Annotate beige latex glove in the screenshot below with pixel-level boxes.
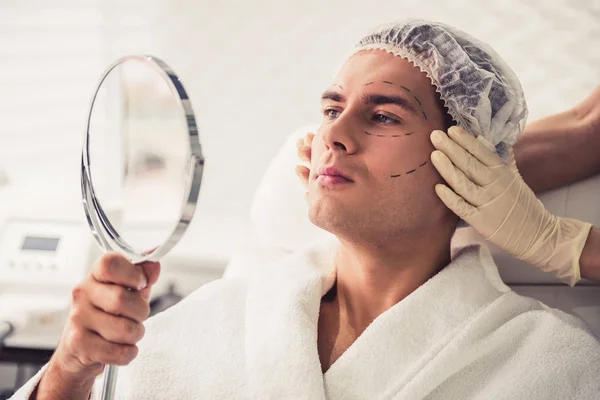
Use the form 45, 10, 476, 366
430, 126, 593, 286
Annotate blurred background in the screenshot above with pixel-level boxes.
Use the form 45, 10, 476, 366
1, 0, 598, 259
0, 0, 598, 395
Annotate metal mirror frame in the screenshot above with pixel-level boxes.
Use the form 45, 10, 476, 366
81, 55, 204, 264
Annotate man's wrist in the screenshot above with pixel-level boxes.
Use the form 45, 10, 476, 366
33, 358, 97, 400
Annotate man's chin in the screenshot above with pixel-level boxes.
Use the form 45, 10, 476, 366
309, 202, 352, 235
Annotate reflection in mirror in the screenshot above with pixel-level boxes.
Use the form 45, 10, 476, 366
86, 57, 195, 256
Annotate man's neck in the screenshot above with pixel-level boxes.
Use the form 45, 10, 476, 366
332, 227, 454, 335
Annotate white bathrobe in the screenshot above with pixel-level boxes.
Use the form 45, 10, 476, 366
12, 232, 600, 399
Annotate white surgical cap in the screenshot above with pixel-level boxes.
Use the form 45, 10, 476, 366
349, 19, 528, 160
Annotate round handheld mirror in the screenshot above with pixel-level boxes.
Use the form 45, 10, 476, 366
81, 55, 204, 399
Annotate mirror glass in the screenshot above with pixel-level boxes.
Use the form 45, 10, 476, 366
83, 56, 201, 260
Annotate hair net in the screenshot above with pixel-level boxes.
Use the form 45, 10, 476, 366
350, 19, 528, 160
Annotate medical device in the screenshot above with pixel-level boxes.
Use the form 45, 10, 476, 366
0, 219, 94, 289
0, 185, 101, 351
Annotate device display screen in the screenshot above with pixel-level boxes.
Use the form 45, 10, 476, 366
21, 236, 60, 252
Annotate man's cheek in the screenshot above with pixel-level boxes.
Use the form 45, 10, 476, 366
377, 142, 432, 179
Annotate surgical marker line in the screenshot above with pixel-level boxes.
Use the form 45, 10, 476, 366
390, 161, 429, 178
365, 131, 414, 137
399, 86, 425, 119
365, 131, 386, 137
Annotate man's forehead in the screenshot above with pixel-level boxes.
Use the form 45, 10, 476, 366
335, 50, 433, 94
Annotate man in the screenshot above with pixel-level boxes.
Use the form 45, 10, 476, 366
15, 19, 600, 400
297, 84, 600, 286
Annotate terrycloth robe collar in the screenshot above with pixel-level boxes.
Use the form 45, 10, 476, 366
244, 228, 510, 399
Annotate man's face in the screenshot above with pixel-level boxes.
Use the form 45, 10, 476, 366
308, 50, 456, 242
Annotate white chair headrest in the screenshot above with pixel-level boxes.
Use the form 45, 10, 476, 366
249, 125, 333, 253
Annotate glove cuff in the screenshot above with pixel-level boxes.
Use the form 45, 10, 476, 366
548, 218, 593, 286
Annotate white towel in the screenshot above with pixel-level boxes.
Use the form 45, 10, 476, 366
12, 232, 600, 399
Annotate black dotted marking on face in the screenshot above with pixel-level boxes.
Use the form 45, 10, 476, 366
422, 111, 428, 120
365, 131, 415, 137
413, 96, 422, 106
400, 85, 411, 92
365, 82, 374, 86
390, 159, 429, 178
334, 84, 344, 90
383, 81, 394, 85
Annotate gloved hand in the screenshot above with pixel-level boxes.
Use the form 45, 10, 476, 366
430, 126, 593, 286
295, 132, 315, 199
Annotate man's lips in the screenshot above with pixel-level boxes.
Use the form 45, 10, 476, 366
317, 166, 353, 182
318, 175, 352, 185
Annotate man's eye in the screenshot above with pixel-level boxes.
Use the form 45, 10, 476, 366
323, 108, 340, 120
373, 113, 399, 125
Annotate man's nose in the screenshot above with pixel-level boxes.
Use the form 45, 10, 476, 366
320, 113, 359, 154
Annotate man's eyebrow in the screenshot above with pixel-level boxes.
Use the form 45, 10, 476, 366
321, 91, 346, 102
363, 93, 419, 115
321, 91, 422, 118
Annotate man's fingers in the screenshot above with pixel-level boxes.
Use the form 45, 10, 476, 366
430, 130, 493, 186
139, 261, 160, 287
66, 327, 139, 367
81, 303, 145, 345
446, 126, 502, 167
431, 150, 488, 207
85, 282, 150, 323
92, 253, 147, 290
136, 261, 160, 301
435, 184, 477, 221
